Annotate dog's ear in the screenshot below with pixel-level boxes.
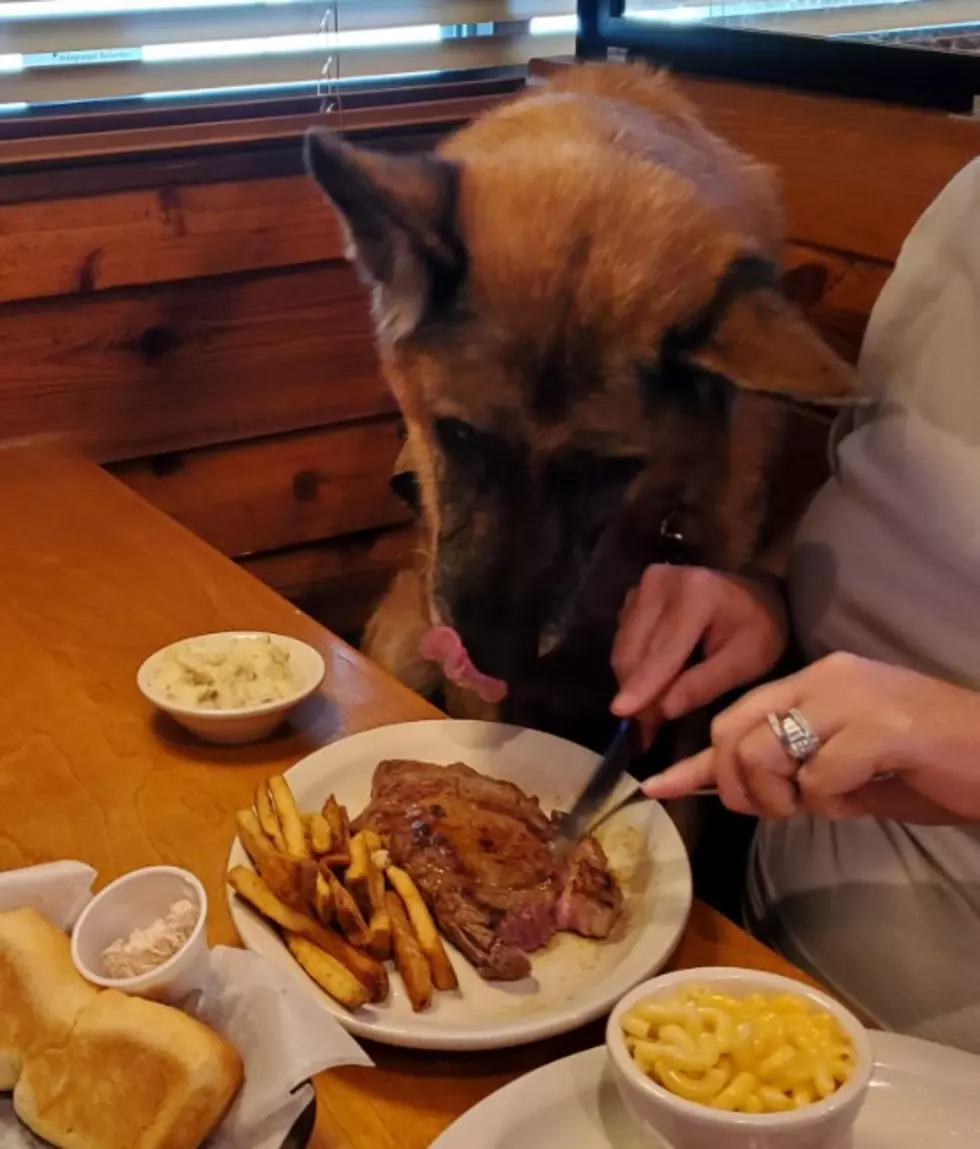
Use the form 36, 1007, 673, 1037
687, 287, 867, 409
305, 129, 465, 342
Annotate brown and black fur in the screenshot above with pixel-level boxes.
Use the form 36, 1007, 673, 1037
305, 63, 863, 756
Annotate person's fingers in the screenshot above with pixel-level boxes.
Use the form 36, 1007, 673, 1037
661, 633, 763, 720
635, 705, 663, 751
708, 676, 842, 818
710, 670, 810, 745
618, 587, 638, 623
707, 694, 799, 819
711, 739, 758, 816
642, 749, 714, 800
728, 721, 801, 818
610, 567, 674, 686
796, 727, 891, 818
612, 606, 712, 716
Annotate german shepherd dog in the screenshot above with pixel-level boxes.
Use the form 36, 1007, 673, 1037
305, 63, 862, 756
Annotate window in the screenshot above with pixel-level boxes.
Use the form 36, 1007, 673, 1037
581, 0, 980, 110
0, 1, 576, 116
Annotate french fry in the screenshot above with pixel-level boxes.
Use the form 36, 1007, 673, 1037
321, 795, 350, 852
345, 832, 372, 917
347, 831, 388, 917
305, 812, 334, 857
255, 781, 286, 852
236, 807, 275, 863
235, 809, 315, 912
349, 831, 390, 959
387, 866, 458, 992
362, 829, 389, 870
385, 891, 431, 1013
365, 908, 392, 962
268, 776, 309, 859
362, 829, 383, 853
296, 858, 319, 909
228, 866, 388, 1001
312, 873, 335, 926
365, 848, 387, 916
321, 865, 369, 947
285, 932, 370, 1011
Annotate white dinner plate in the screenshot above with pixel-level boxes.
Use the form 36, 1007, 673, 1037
430, 1032, 980, 1148
227, 719, 692, 1051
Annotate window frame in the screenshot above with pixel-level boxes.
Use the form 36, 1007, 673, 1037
577, 0, 980, 112
0, 68, 524, 196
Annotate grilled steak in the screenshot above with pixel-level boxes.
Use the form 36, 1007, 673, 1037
355, 760, 623, 981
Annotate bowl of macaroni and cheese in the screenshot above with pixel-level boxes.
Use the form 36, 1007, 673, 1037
138, 631, 326, 744
606, 968, 872, 1149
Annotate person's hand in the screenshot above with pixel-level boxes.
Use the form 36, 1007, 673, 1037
643, 652, 980, 823
611, 566, 789, 739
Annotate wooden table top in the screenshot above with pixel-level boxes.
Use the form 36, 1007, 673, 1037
0, 441, 816, 1149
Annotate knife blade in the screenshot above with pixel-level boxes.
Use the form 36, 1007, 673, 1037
554, 717, 636, 858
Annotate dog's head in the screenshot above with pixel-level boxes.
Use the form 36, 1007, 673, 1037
306, 70, 863, 686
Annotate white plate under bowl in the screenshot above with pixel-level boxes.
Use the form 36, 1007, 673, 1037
430, 1032, 980, 1149
227, 719, 693, 1051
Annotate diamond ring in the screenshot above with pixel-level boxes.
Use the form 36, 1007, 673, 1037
767, 708, 821, 765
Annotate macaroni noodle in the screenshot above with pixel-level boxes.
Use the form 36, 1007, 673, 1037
621, 987, 855, 1113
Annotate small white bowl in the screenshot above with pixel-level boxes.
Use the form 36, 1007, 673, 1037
137, 631, 326, 745
71, 866, 209, 1005
607, 967, 873, 1149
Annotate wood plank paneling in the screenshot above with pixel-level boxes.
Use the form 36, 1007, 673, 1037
1, 73, 940, 306
111, 418, 410, 559
242, 524, 415, 636
682, 74, 979, 263
0, 262, 391, 462
0, 177, 344, 304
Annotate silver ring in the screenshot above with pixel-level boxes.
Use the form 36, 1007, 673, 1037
767, 708, 821, 765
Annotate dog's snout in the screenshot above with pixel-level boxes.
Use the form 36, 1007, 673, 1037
450, 597, 527, 682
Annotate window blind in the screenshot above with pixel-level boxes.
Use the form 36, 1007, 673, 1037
0, 0, 576, 109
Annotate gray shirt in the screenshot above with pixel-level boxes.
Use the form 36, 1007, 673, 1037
749, 159, 980, 1053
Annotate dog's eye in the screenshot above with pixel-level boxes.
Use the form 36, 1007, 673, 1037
434, 417, 479, 454
592, 456, 646, 487
434, 418, 517, 491
644, 352, 734, 424
550, 453, 645, 491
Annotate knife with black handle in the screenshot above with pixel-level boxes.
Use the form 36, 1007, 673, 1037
553, 718, 637, 858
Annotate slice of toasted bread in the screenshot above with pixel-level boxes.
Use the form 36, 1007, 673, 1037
14, 989, 243, 1149
0, 907, 99, 1090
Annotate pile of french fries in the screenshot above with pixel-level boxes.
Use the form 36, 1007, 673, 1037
227, 775, 458, 1013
